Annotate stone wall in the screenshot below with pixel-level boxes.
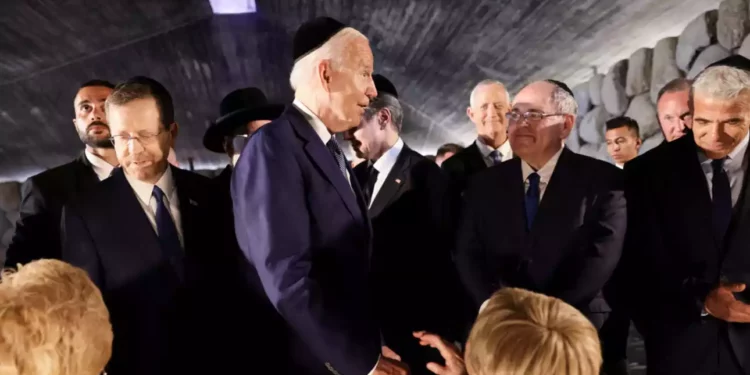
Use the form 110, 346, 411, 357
566, 0, 750, 161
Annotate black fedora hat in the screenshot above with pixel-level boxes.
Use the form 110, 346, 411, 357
203, 87, 285, 153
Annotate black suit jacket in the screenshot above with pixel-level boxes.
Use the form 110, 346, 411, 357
455, 148, 626, 327
354, 145, 465, 341
61, 167, 255, 375
623, 133, 750, 375
441, 142, 486, 196
5, 152, 99, 267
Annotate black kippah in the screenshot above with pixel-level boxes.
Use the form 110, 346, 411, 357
373, 74, 398, 98
545, 79, 575, 97
293, 17, 347, 62
706, 55, 750, 72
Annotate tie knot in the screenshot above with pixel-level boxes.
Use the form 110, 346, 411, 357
711, 158, 726, 173
527, 172, 540, 184
152, 185, 166, 201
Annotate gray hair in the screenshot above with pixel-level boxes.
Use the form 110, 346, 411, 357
363, 93, 404, 132
692, 65, 750, 103
550, 85, 578, 117
289, 27, 368, 91
470, 79, 511, 107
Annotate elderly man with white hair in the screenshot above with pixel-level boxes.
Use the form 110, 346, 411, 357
442, 79, 513, 196
455, 79, 626, 332
622, 56, 750, 375
232, 17, 408, 375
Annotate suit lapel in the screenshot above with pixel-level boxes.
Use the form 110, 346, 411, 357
369, 147, 412, 218
287, 107, 363, 221
109, 169, 164, 257
466, 143, 487, 173
74, 151, 101, 191
506, 159, 530, 242
722, 143, 750, 266
171, 167, 200, 255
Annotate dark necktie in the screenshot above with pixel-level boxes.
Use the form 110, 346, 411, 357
712, 158, 732, 244
489, 150, 502, 165
326, 138, 348, 178
525, 172, 540, 231
152, 186, 184, 275
362, 164, 379, 205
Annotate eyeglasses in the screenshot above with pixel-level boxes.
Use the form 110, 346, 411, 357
110, 129, 166, 147
505, 111, 567, 125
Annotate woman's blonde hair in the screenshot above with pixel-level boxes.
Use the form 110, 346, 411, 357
465, 288, 601, 375
0, 259, 112, 375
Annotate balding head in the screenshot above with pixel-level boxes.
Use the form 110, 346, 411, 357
508, 81, 576, 169
289, 27, 377, 133
467, 79, 511, 148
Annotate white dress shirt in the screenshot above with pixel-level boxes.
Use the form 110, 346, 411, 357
293, 99, 351, 186
123, 167, 184, 248
369, 138, 404, 207
521, 147, 564, 201
615, 163, 624, 169
84, 149, 116, 181
475, 138, 513, 166
699, 132, 750, 206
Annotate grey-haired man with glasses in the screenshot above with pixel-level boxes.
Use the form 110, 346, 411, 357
455, 80, 627, 333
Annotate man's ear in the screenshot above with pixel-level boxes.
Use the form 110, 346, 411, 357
318, 60, 332, 92
378, 108, 391, 129
169, 122, 179, 142
560, 114, 575, 138
466, 107, 473, 122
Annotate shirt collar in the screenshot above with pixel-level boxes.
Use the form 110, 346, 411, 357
521, 147, 564, 184
475, 138, 512, 158
372, 138, 404, 177
124, 165, 176, 206
84, 149, 116, 181
293, 98, 333, 145
699, 131, 750, 171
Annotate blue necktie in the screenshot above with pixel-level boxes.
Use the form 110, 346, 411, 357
152, 186, 184, 273
489, 150, 502, 166
525, 172, 540, 231
326, 138, 348, 178
712, 158, 732, 244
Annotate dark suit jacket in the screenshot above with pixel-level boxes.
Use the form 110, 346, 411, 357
232, 105, 380, 375
61, 167, 248, 375
353, 145, 466, 343
623, 133, 750, 375
5, 152, 99, 267
441, 142, 486, 196
455, 148, 626, 327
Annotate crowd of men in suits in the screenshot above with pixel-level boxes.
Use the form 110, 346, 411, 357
5, 14, 750, 375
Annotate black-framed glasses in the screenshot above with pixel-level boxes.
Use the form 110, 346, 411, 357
110, 129, 166, 147
505, 111, 567, 124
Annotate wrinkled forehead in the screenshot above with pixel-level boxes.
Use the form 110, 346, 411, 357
346, 37, 374, 69
475, 84, 509, 104
512, 82, 555, 112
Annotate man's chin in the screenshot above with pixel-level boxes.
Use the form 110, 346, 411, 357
83, 136, 113, 149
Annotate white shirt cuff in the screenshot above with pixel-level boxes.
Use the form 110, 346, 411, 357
367, 354, 381, 375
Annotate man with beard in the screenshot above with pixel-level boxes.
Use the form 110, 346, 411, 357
5, 80, 117, 268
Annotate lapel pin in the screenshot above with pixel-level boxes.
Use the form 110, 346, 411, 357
395, 178, 402, 184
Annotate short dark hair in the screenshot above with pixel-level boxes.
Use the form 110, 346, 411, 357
437, 143, 463, 157
657, 78, 691, 104
107, 76, 174, 129
606, 116, 640, 138
79, 79, 115, 90
363, 93, 403, 132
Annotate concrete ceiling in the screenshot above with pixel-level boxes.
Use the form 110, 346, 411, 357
0, 0, 721, 181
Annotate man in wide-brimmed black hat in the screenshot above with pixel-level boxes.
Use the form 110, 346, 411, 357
203, 87, 284, 190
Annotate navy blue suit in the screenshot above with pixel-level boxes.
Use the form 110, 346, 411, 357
232, 105, 380, 375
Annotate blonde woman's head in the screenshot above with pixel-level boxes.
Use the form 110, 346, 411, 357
465, 288, 601, 375
0, 259, 112, 375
